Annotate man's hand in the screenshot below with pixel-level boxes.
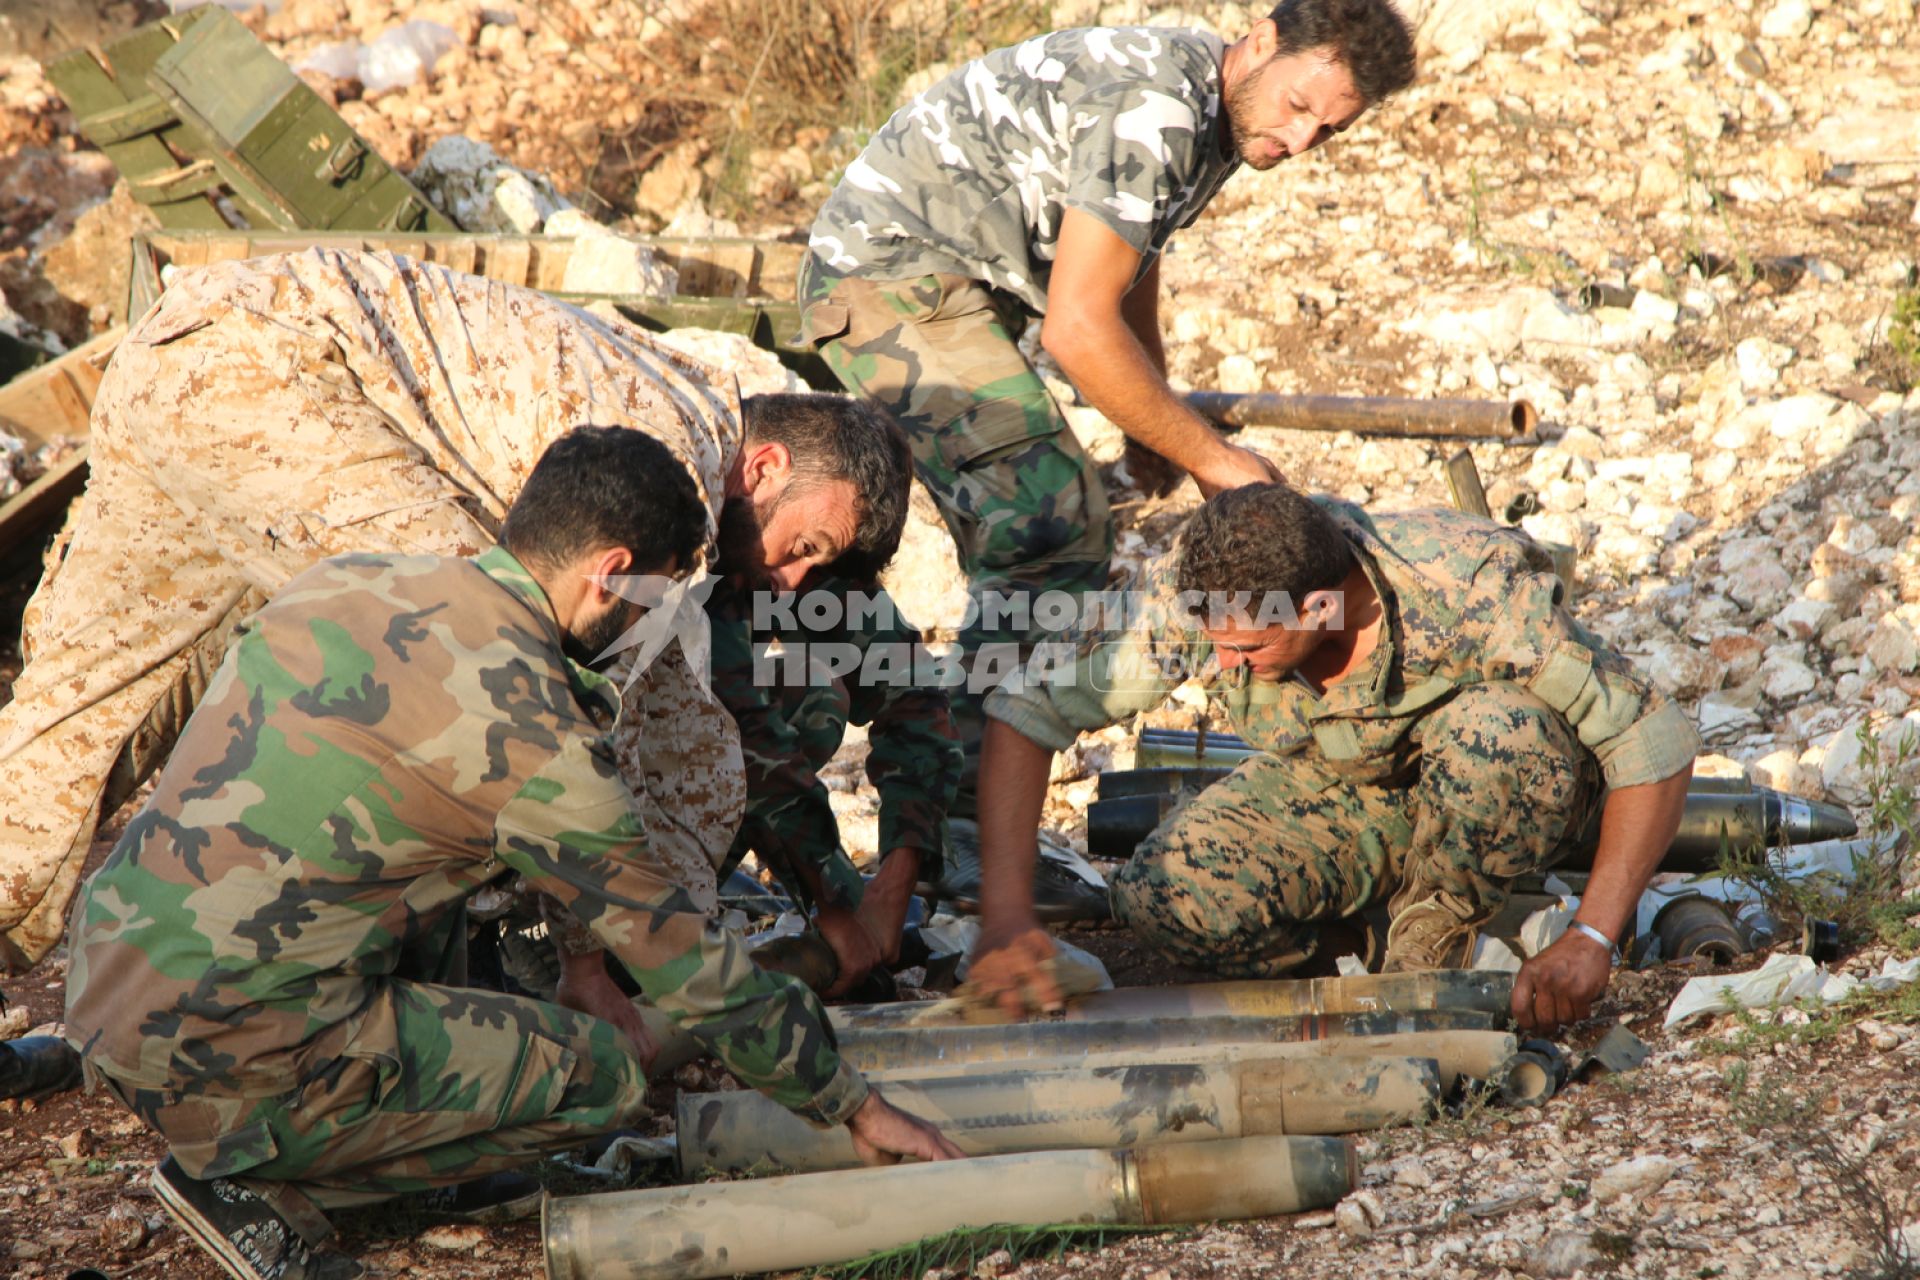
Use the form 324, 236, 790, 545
1122, 438, 1185, 498
814, 903, 885, 998
555, 952, 660, 1073
964, 919, 1063, 1020
845, 1088, 966, 1165
1511, 926, 1613, 1033
1191, 442, 1285, 498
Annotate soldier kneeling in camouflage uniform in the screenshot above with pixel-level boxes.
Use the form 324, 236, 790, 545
63, 429, 960, 1280
964, 486, 1700, 1033
0, 247, 910, 973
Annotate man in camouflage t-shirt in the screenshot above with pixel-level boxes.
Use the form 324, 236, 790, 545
799, 0, 1417, 804
64, 429, 958, 1280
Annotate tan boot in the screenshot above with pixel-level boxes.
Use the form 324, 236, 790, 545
1381, 875, 1487, 972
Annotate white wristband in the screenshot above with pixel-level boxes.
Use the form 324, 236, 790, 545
1569, 920, 1621, 964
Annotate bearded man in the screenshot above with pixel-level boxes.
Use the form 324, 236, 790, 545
0, 247, 910, 971
797, 0, 1418, 807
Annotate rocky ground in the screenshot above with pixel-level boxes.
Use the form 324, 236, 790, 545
3, 0, 1920, 1275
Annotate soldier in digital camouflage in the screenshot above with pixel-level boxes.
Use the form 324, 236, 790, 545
797, 0, 1418, 807
0, 247, 911, 974
63, 428, 961, 1280
963, 486, 1700, 1035
709, 563, 961, 993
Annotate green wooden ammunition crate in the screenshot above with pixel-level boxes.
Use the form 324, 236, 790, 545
47, 6, 452, 234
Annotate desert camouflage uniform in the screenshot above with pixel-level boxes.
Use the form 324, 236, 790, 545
0, 249, 745, 970
985, 501, 1702, 975
65, 549, 865, 1235
707, 576, 960, 909
798, 28, 1241, 799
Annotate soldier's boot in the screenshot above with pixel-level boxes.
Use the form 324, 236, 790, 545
152, 1156, 365, 1280
1381, 880, 1490, 972
409, 1169, 545, 1224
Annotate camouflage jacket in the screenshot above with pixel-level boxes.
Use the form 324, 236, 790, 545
986, 501, 1701, 791
708, 576, 960, 908
806, 27, 1240, 315
142, 247, 744, 565
64, 549, 867, 1125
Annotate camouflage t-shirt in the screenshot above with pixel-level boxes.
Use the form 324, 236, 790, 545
807, 27, 1240, 314
64, 548, 866, 1125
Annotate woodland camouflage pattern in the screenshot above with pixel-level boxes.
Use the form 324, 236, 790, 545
0, 248, 746, 970
799, 27, 1241, 799
807, 27, 1240, 313
66, 549, 865, 1203
796, 268, 1114, 800
986, 501, 1701, 973
708, 575, 961, 908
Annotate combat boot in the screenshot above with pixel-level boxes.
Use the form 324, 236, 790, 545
152, 1156, 364, 1280
1381, 876, 1489, 972
410, 1169, 545, 1223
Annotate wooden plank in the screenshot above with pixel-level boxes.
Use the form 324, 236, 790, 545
0, 448, 91, 559
84, 93, 178, 145
530, 240, 571, 293
486, 239, 532, 288
755, 243, 805, 298
128, 157, 222, 203
437, 239, 478, 275
0, 330, 123, 449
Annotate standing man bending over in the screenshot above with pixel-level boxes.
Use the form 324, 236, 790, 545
64, 429, 957, 1280
798, 0, 1417, 805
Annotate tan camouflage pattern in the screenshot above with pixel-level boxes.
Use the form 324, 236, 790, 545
0, 248, 748, 970
986, 500, 1699, 973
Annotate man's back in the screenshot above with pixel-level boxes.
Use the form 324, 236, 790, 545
808, 27, 1239, 313
65, 548, 615, 1092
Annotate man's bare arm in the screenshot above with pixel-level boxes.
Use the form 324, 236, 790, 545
1512, 764, 1693, 1031
1042, 209, 1280, 496
966, 717, 1067, 1018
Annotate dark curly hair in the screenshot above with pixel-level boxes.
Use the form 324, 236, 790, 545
1175, 484, 1356, 622
1268, 0, 1417, 104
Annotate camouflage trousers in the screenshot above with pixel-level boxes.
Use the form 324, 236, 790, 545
1111, 683, 1606, 976
0, 307, 742, 971
722, 677, 867, 909
98, 975, 647, 1237
798, 261, 1113, 807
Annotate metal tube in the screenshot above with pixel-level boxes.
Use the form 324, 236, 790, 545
1186, 392, 1535, 440
676, 1055, 1436, 1177
861, 1030, 1520, 1097
830, 971, 1514, 1030
1651, 896, 1745, 964
544, 1135, 1354, 1280
1095, 760, 1858, 870
832, 1008, 1501, 1075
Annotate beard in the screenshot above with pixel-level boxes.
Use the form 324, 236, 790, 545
1224, 61, 1285, 171
562, 601, 636, 671
716, 492, 774, 590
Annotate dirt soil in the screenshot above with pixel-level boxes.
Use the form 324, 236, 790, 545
4, 0, 1920, 1275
